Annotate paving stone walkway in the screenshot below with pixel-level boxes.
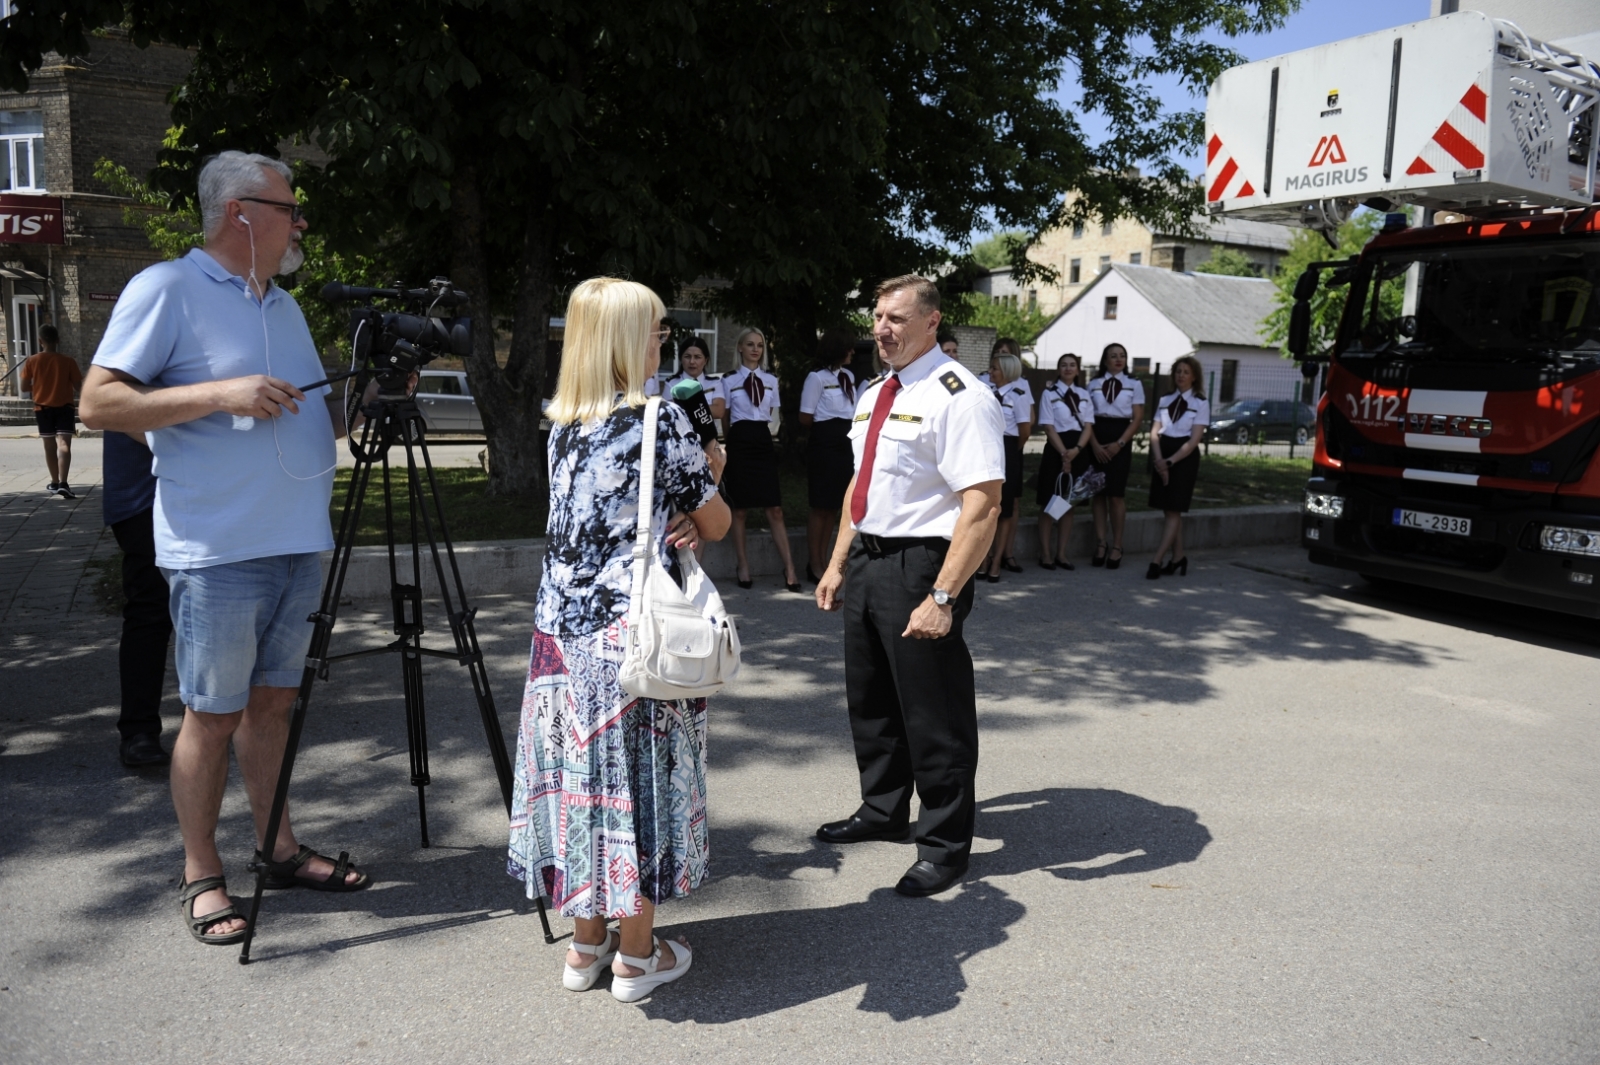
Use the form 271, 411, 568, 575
0, 441, 112, 628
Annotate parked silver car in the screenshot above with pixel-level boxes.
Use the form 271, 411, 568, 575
414, 370, 482, 433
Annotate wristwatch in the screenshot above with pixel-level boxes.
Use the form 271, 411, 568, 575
932, 587, 952, 606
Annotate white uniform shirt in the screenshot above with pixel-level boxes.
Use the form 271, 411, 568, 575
1039, 381, 1095, 435
1153, 389, 1211, 437
799, 367, 859, 422
849, 348, 1005, 538
647, 370, 723, 407
722, 365, 780, 424
1090, 371, 1146, 419
991, 379, 1033, 437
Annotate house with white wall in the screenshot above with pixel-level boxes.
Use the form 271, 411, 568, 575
1032, 263, 1307, 404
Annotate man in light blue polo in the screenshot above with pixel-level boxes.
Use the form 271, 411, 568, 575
81, 151, 370, 947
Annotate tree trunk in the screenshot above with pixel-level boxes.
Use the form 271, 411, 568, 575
451, 166, 548, 498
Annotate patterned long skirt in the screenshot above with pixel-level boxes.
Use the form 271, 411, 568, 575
506, 620, 710, 918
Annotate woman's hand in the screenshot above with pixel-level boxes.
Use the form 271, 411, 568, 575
703, 440, 727, 485
1091, 439, 1111, 464
666, 511, 700, 551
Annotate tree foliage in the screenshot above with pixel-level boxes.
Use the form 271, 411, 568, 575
1262, 212, 1395, 356
1194, 247, 1260, 277
945, 293, 1055, 348
971, 231, 1029, 271
2, 0, 1298, 494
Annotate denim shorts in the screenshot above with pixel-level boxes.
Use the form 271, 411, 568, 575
163, 553, 324, 713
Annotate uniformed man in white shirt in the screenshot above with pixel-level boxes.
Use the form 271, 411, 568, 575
814, 274, 1004, 898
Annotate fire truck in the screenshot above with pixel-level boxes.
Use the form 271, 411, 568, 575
1205, 11, 1600, 616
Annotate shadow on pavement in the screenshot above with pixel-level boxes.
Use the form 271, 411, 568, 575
641, 787, 1208, 1023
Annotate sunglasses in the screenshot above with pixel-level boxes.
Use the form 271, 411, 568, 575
239, 196, 306, 224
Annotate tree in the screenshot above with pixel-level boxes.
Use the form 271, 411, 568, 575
946, 293, 1054, 348
1194, 247, 1260, 277
971, 231, 1029, 270
3, 0, 1297, 495
1262, 212, 1396, 357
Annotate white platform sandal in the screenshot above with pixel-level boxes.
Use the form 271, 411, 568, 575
562, 930, 619, 991
610, 936, 693, 1002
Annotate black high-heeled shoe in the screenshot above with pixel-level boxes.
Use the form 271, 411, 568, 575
1000, 557, 1023, 573
1145, 562, 1162, 580
786, 577, 804, 593
986, 571, 1000, 583
1091, 542, 1108, 568
1056, 558, 1075, 571
736, 573, 753, 589
1106, 547, 1123, 570
806, 564, 821, 584
1161, 556, 1188, 576
1038, 559, 1057, 571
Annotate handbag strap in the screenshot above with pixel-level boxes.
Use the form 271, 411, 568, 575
634, 397, 661, 559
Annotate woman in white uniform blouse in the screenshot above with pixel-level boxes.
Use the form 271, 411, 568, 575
982, 351, 1032, 582
1146, 355, 1210, 579
1035, 352, 1095, 569
720, 327, 800, 592
1088, 342, 1145, 570
645, 336, 726, 420
798, 330, 859, 583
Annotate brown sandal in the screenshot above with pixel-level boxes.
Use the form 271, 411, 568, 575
178, 876, 249, 944
255, 845, 371, 892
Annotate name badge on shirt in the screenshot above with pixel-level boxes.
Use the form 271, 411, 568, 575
854, 412, 871, 422
887, 413, 923, 424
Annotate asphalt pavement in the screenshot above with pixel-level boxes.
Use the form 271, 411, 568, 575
1, 524, 1596, 1062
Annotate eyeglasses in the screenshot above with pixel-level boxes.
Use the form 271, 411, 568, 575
238, 197, 306, 224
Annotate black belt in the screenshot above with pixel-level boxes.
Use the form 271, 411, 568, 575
858, 533, 948, 558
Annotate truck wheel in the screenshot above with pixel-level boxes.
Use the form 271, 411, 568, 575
1234, 427, 1251, 445
1295, 426, 1309, 445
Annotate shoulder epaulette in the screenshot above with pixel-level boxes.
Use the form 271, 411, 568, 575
938, 370, 966, 395
864, 372, 889, 388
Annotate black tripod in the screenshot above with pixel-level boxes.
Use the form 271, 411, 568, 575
238, 392, 554, 963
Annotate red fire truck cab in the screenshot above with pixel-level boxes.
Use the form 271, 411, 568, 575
1299, 210, 1600, 616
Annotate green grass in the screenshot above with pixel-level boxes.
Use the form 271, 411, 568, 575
330, 451, 1312, 544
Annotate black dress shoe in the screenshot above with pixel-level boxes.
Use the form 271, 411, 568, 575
816, 815, 910, 844
894, 859, 968, 897
119, 733, 170, 767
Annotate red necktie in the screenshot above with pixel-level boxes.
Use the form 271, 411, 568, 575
743, 371, 765, 411
849, 376, 902, 525
838, 370, 855, 405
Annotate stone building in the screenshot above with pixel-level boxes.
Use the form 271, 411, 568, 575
0, 31, 191, 394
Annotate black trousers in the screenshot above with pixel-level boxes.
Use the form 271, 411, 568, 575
842, 538, 978, 868
111, 508, 172, 740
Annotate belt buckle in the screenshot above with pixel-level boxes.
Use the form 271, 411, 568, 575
861, 533, 884, 556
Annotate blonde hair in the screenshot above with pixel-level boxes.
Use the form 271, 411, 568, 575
993, 351, 1022, 385
546, 277, 665, 424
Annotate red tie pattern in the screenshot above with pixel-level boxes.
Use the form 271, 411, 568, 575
838, 370, 855, 405
742, 370, 766, 411
849, 376, 902, 525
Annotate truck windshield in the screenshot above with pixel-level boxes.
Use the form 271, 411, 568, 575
1347, 238, 1600, 361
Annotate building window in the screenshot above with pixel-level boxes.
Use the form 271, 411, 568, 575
1072, 221, 1084, 239
1220, 359, 1238, 403
1171, 246, 1186, 272
1027, 289, 1037, 310
1129, 252, 1142, 266
0, 110, 45, 192
1098, 255, 1110, 274
1068, 258, 1081, 284
1100, 220, 1113, 237
1103, 296, 1118, 320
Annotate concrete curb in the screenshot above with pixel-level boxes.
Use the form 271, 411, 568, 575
329, 503, 1300, 600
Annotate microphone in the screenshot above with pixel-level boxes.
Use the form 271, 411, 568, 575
669, 378, 719, 446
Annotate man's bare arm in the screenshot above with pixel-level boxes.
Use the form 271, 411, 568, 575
903, 481, 1001, 639
79, 365, 308, 433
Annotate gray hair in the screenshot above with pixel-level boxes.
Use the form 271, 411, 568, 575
199, 151, 293, 237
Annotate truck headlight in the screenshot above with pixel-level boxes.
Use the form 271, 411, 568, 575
1540, 525, 1600, 557
1304, 490, 1345, 519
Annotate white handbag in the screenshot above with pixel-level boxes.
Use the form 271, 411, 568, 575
618, 398, 741, 699
1043, 471, 1073, 520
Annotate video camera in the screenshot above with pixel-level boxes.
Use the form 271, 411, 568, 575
322, 278, 473, 397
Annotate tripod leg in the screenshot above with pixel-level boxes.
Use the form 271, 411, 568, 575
239, 420, 377, 963
403, 417, 556, 943
401, 636, 432, 847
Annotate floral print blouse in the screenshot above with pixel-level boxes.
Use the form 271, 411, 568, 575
536, 401, 719, 637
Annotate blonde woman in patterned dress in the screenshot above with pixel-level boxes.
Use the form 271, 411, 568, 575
508, 277, 730, 1002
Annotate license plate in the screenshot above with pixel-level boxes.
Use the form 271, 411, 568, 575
1392, 508, 1472, 536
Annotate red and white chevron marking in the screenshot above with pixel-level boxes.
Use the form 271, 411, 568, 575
1205, 134, 1257, 202
1405, 74, 1488, 176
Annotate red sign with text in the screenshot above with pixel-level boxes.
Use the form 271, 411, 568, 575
0, 194, 64, 244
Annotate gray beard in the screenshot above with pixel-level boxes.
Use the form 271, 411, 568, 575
278, 241, 304, 275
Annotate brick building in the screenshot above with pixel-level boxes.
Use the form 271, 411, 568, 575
0, 31, 191, 394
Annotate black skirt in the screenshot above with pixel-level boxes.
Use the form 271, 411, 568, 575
1000, 434, 1023, 519
806, 417, 855, 510
1035, 433, 1094, 507
1148, 434, 1201, 513
723, 419, 783, 509
1093, 417, 1134, 498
